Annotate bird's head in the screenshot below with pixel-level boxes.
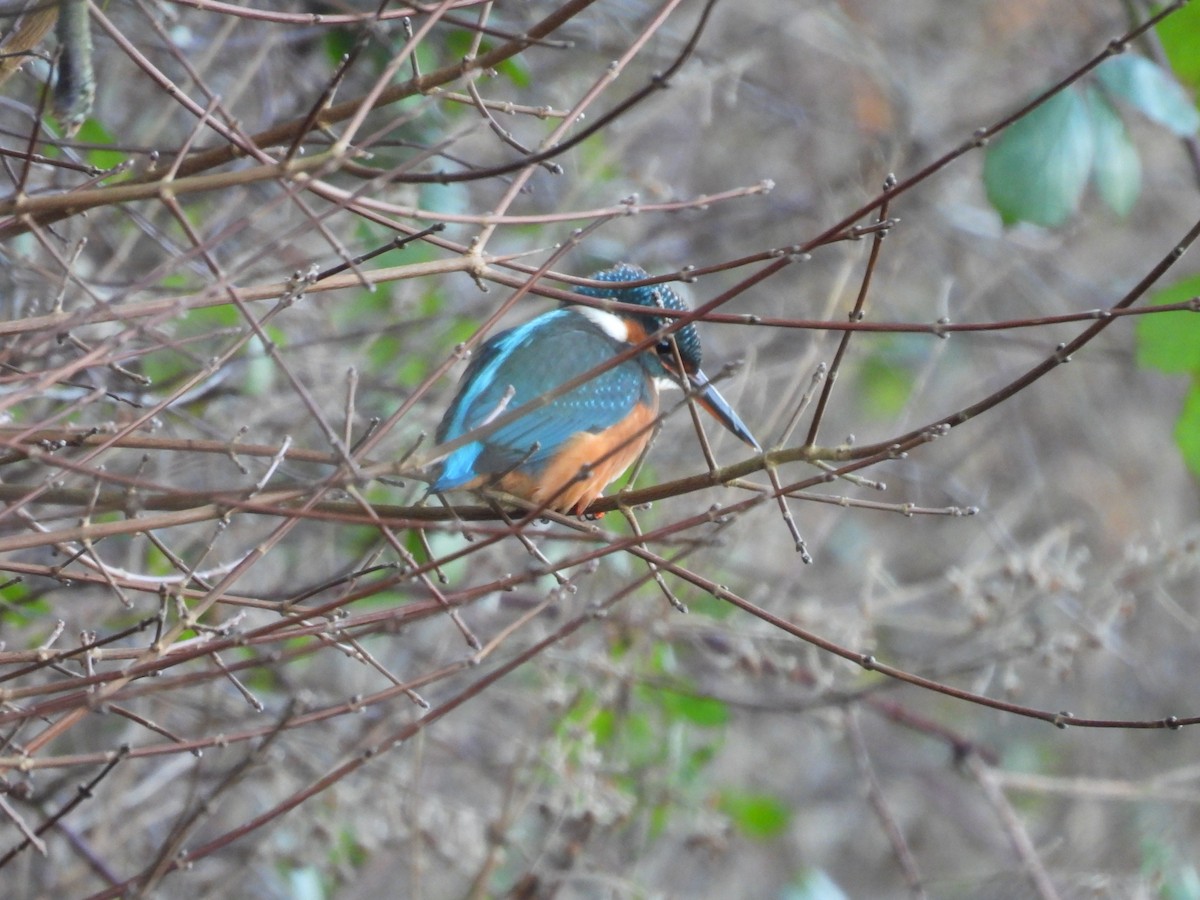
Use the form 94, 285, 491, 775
576, 262, 703, 370
575, 263, 760, 451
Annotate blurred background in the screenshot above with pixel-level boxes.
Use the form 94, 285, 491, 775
1, 0, 1199, 897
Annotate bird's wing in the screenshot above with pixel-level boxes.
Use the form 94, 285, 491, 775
438, 311, 652, 475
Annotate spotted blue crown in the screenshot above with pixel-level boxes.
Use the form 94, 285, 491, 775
576, 263, 702, 371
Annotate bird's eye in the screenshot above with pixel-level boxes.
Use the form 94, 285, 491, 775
657, 340, 673, 355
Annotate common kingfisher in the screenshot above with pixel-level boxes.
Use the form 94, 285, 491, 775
429, 263, 760, 515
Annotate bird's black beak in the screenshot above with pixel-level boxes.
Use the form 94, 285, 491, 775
688, 369, 761, 452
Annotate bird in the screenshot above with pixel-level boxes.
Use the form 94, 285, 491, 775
428, 263, 760, 515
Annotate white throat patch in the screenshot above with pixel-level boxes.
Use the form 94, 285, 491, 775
654, 375, 682, 391
575, 306, 630, 342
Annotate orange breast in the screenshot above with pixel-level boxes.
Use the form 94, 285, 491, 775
497, 399, 659, 514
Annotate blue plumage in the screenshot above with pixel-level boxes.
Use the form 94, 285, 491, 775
428, 263, 758, 512
431, 308, 657, 492
576, 262, 703, 368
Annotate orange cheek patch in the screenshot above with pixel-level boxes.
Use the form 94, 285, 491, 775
498, 399, 658, 514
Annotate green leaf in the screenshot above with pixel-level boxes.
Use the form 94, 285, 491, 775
589, 707, 617, 745
404, 528, 430, 566
159, 273, 191, 291
648, 802, 671, 840
331, 287, 389, 331
718, 790, 791, 840
619, 712, 657, 765
74, 118, 124, 172
659, 691, 729, 728
648, 640, 676, 675
1173, 379, 1200, 480
859, 353, 912, 418
442, 31, 528, 86
395, 352, 430, 389
1096, 54, 1200, 137
1135, 275, 1200, 373
683, 744, 718, 782
142, 543, 174, 578
858, 335, 927, 418
0, 580, 49, 627
1158, 4, 1200, 91
495, 56, 532, 89
984, 88, 1095, 227
686, 593, 734, 620
323, 29, 356, 68
181, 303, 241, 331
1135, 276, 1200, 480
444, 30, 477, 59
334, 828, 369, 868
1085, 87, 1141, 217
139, 348, 188, 386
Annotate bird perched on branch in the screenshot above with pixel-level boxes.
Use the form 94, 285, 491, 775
428, 263, 760, 515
